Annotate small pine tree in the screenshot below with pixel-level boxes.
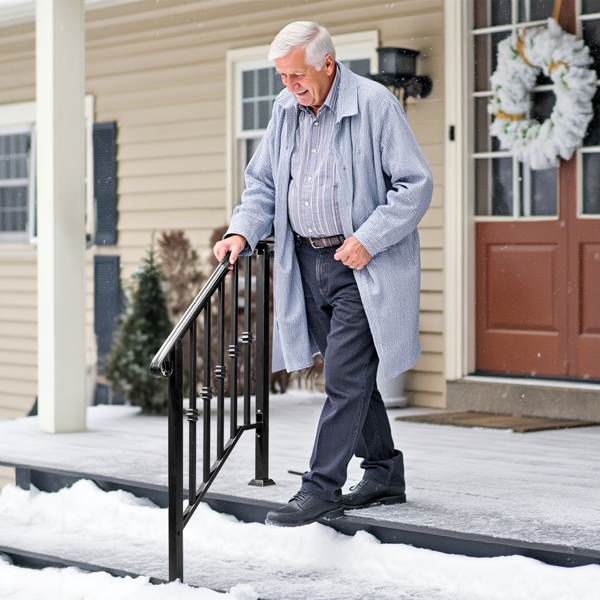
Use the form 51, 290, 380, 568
105, 244, 173, 414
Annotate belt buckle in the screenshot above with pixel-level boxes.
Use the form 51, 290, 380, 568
310, 237, 320, 249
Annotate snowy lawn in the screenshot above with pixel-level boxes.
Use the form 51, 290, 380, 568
1, 480, 599, 600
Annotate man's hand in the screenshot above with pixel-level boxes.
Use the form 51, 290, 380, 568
213, 235, 247, 270
334, 236, 371, 270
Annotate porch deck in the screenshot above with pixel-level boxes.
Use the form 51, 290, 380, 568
1, 389, 599, 585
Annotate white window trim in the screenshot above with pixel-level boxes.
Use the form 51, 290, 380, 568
0, 95, 95, 247
225, 31, 379, 217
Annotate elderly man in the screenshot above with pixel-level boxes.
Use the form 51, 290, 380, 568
214, 21, 432, 526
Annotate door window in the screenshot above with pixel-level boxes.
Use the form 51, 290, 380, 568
580, 6, 600, 215
473, 1, 559, 219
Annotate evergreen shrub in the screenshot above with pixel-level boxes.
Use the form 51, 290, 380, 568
105, 244, 172, 414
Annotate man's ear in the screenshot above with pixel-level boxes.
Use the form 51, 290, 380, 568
324, 53, 335, 75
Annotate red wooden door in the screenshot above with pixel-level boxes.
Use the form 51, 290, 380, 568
473, 1, 600, 380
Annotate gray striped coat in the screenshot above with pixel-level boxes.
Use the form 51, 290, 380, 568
227, 62, 433, 380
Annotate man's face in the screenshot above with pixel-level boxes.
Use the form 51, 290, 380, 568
274, 47, 336, 114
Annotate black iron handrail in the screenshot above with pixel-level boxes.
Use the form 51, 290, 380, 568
151, 240, 275, 583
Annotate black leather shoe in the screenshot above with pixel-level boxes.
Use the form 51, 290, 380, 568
342, 479, 406, 509
265, 491, 344, 527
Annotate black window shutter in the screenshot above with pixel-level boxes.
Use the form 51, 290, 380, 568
94, 255, 121, 375
93, 122, 118, 245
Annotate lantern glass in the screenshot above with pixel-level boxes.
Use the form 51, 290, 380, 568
376, 47, 419, 77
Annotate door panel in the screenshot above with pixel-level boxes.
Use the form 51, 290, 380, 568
476, 223, 568, 375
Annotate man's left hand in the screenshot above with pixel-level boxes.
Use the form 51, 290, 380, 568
334, 236, 371, 270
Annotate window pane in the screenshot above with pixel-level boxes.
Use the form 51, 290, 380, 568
475, 157, 513, 216
474, 0, 512, 28
0, 133, 28, 181
492, 0, 512, 25
583, 153, 600, 214
0, 186, 28, 232
242, 101, 254, 131
242, 71, 254, 99
257, 100, 270, 129
582, 19, 600, 77
257, 68, 270, 97
582, 0, 600, 14
475, 97, 492, 153
474, 32, 510, 92
520, 164, 557, 216
518, 0, 555, 22
240, 67, 282, 132
584, 87, 600, 147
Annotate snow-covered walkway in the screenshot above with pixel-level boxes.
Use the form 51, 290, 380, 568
1, 390, 599, 551
1, 480, 600, 600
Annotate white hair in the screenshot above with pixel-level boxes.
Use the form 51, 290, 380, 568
268, 21, 336, 69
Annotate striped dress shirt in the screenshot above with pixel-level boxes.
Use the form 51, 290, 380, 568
287, 67, 343, 238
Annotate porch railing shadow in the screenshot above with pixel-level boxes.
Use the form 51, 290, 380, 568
150, 240, 275, 583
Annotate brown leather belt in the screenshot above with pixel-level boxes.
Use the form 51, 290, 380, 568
295, 234, 345, 248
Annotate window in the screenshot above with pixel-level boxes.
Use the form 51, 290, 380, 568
580, 3, 600, 216
0, 126, 34, 243
226, 31, 379, 213
0, 97, 95, 245
472, 0, 559, 219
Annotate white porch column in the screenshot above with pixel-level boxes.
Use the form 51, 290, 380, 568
36, 0, 86, 433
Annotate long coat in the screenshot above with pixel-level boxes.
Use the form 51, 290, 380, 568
227, 62, 433, 380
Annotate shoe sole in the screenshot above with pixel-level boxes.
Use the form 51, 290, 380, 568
265, 507, 345, 527
342, 493, 407, 510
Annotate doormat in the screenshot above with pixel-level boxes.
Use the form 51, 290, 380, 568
395, 411, 600, 433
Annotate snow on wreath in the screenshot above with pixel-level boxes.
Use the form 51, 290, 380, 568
488, 17, 597, 171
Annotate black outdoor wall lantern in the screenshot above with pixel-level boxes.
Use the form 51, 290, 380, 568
369, 47, 433, 109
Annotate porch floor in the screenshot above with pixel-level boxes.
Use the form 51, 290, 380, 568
0, 389, 599, 583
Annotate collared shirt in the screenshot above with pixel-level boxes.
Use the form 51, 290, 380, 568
287, 66, 343, 238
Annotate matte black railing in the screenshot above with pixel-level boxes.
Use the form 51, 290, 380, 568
150, 240, 275, 582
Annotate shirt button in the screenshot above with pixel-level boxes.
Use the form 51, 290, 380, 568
305, 202, 309, 206
308, 228, 313, 233
314, 122, 319, 126
308, 176, 312, 181
311, 148, 316, 153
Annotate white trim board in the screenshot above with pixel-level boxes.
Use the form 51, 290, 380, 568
0, 0, 142, 27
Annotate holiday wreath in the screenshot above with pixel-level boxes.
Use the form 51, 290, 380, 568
488, 17, 598, 170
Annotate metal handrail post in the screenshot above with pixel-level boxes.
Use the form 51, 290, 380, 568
168, 339, 184, 582
249, 242, 275, 487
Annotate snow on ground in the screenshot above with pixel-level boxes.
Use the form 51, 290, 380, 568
1, 480, 599, 600
1, 395, 600, 552
0, 555, 258, 600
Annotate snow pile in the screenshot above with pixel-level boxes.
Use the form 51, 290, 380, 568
1, 480, 599, 600
0, 555, 257, 600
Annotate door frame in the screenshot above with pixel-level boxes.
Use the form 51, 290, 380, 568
444, 0, 474, 380
445, 0, 600, 383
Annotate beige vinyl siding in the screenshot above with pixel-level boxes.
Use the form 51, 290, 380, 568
0, 0, 446, 416
0, 250, 37, 419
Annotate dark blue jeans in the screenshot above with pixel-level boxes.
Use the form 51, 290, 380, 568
296, 241, 405, 502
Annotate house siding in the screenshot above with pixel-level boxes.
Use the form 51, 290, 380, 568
0, 0, 445, 419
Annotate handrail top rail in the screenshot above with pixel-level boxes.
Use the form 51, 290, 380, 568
150, 239, 273, 379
